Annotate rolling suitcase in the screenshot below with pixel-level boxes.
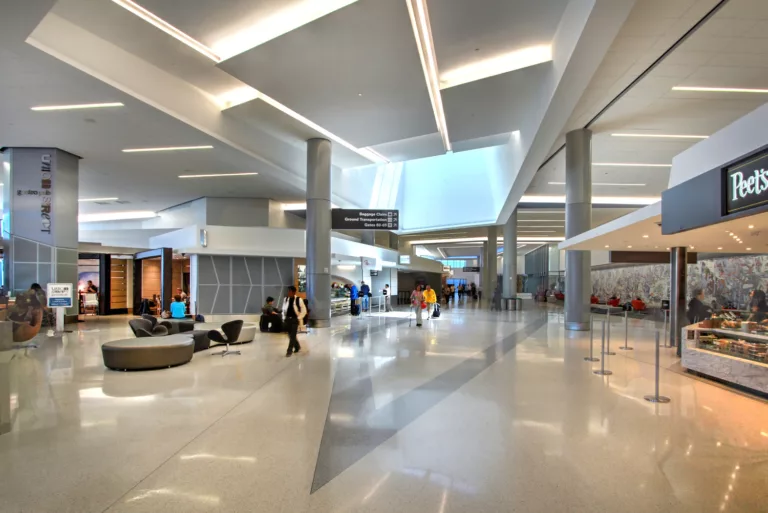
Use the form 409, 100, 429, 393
432, 304, 441, 318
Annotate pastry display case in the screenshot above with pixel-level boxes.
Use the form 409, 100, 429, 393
682, 323, 768, 394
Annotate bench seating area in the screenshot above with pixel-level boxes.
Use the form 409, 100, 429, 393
102, 334, 195, 371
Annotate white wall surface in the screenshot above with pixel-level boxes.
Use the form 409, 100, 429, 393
670, 103, 768, 188
148, 225, 400, 265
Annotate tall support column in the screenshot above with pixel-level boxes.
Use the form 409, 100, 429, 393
306, 139, 332, 328
670, 247, 687, 356
2, 148, 79, 317
486, 226, 498, 306
564, 129, 592, 331
503, 210, 517, 297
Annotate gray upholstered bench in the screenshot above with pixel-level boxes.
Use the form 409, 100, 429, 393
102, 334, 194, 371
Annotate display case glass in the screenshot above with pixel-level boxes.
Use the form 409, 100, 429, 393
690, 328, 768, 364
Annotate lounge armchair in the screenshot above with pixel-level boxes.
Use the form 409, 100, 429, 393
129, 318, 168, 337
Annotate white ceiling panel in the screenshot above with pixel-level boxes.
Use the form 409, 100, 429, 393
217, 0, 437, 148
370, 133, 445, 164
224, 99, 371, 170
452, 133, 511, 154
442, 62, 552, 142
428, 0, 566, 74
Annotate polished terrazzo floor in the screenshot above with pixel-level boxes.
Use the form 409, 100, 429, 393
1, 302, 767, 512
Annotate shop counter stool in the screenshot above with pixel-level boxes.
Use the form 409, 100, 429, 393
208, 320, 244, 357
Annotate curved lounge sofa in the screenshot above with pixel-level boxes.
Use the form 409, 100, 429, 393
102, 334, 194, 371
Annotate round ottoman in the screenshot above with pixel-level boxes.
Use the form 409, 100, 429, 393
102, 334, 194, 371
233, 323, 257, 343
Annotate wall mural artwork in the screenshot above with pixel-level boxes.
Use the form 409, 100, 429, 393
591, 255, 768, 307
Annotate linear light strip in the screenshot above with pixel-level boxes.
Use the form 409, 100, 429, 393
178, 172, 258, 179
111, 0, 221, 61
592, 162, 672, 168
520, 195, 659, 205
122, 145, 214, 153
439, 45, 552, 90
611, 133, 708, 140
78, 197, 118, 202
672, 86, 768, 94
31, 102, 124, 111
79, 211, 157, 222
406, 0, 451, 152
548, 181, 646, 186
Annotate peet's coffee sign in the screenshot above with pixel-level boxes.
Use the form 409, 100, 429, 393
724, 149, 768, 215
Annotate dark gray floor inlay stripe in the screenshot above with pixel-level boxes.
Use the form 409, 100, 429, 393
311, 315, 548, 493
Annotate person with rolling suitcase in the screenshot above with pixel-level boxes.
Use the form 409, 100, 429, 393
432, 302, 441, 318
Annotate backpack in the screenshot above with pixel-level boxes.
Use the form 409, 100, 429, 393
195, 314, 205, 322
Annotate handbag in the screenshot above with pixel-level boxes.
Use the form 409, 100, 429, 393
420, 301, 427, 309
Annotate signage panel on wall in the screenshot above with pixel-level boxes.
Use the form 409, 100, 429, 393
463, 266, 481, 272
47, 283, 73, 308
399, 255, 411, 265
331, 209, 399, 230
370, 270, 379, 277
724, 148, 768, 215
11, 149, 55, 245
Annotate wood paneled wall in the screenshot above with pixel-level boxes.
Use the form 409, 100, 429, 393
142, 259, 161, 300
110, 259, 128, 310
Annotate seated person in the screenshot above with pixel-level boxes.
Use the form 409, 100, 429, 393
260, 296, 283, 332
631, 297, 646, 311
5, 283, 47, 342
607, 295, 621, 307
686, 288, 711, 324
170, 295, 187, 319
85, 280, 98, 293
590, 295, 599, 304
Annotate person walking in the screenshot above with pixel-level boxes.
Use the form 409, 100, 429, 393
383, 284, 392, 312
349, 282, 359, 316
411, 285, 425, 327
282, 286, 306, 357
360, 280, 371, 312
423, 285, 437, 318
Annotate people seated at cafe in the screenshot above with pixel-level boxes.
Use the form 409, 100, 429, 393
85, 280, 98, 293
170, 295, 187, 319
687, 288, 711, 324
590, 294, 599, 304
607, 295, 621, 307
631, 297, 646, 311
260, 296, 283, 333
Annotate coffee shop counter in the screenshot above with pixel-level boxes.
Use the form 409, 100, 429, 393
682, 324, 768, 395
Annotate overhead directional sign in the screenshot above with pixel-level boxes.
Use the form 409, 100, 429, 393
331, 209, 399, 230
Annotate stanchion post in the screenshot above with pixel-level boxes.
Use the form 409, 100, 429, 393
663, 310, 670, 347
604, 308, 616, 355
644, 331, 671, 403
620, 310, 633, 350
594, 320, 612, 376
584, 315, 599, 362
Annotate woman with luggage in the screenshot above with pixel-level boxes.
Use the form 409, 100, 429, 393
411, 285, 425, 327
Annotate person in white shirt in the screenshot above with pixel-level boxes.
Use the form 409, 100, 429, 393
383, 284, 392, 312
282, 286, 306, 357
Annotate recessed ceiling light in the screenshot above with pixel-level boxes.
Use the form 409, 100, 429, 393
627, 245, 633, 248
747, 248, 752, 251
642, 235, 649, 238
605, 245, 610, 248
79, 210, 157, 222
749, 225, 755, 229
178, 172, 258, 179
78, 197, 118, 202
611, 133, 708, 140
690, 246, 695, 249
122, 145, 213, 153
739, 241, 743, 244
592, 162, 672, 168
406, 0, 451, 152
31, 102, 124, 111
718, 247, 723, 250
729, 232, 734, 235
440, 44, 552, 89
548, 181, 646, 186
672, 86, 768, 94
666, 247, 670, 250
